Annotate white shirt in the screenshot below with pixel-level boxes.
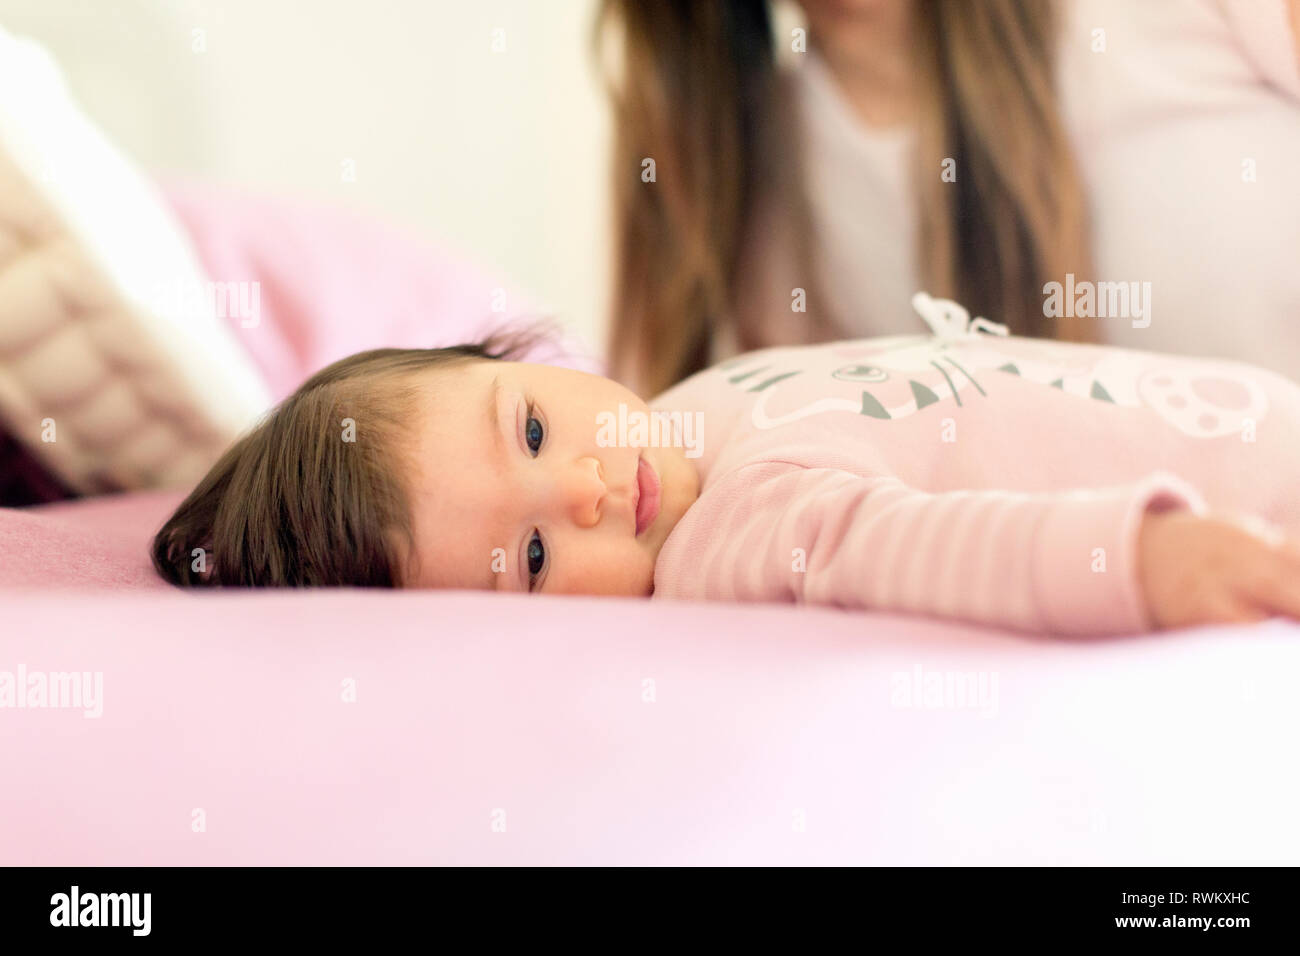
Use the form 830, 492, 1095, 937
737, 0, 1300, 376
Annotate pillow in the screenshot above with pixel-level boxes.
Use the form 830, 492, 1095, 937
158, 178, 603, 402
0, 24, 272, 496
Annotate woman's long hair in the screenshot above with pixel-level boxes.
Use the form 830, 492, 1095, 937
596, 0, 1094, 397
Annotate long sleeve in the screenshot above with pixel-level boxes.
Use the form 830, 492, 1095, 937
653, 462, 1210, 636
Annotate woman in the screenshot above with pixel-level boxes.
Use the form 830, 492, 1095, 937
596, 0, 1300, 397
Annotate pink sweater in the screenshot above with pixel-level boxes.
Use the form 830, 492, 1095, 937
649, 301, 1300, 636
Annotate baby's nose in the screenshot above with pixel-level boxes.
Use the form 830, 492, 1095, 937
563, 456, 605, 528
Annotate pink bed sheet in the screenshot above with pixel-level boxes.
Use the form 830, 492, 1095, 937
0, 491, 180, 590
2, 493, 1299, 864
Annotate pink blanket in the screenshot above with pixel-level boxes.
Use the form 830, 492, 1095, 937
2, 492, 1300, 864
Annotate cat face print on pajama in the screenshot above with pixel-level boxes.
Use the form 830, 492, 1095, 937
718, 334, 1270, 439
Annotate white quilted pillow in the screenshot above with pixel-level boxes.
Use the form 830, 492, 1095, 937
0, 24, 271, 494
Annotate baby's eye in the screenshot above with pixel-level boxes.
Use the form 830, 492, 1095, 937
525, 412, 544, 455
526, 530, 546, 589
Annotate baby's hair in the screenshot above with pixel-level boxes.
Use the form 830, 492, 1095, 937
151, 325, 550, 589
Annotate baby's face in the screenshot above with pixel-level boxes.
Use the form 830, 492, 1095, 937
402, 360, 700, 595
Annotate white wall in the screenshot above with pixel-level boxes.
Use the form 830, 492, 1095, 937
0, 0, 612, 350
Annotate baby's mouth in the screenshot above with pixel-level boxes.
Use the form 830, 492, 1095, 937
634, 454, 661, 537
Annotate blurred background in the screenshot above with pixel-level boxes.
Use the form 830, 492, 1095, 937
0, 0, 614, 350
2, 0, 1296, 503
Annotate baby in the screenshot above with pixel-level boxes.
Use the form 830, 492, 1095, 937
153, 295, 1300, 636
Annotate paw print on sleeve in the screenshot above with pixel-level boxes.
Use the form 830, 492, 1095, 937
1136, 366, 1268, 438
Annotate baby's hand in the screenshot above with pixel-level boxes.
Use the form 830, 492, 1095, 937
1137, 510, 1300, 629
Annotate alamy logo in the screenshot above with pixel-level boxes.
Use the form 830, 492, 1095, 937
50, 886, 151, 936
0, 665, 102, 718
146, 278, 262, 328
596, 404, 703, 459
890, 665, 999, 718
1043, 273, 1151, 328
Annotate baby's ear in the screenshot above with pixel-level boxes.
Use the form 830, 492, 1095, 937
166, 537, 217, 585
192, 542, 217, 583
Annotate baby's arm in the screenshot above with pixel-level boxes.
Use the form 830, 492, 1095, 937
654, 462, 1216, 636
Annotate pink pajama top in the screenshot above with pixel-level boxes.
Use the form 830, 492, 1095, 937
650, 297, 1300, 635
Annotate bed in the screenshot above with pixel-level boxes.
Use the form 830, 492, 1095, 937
2, 19, 1298, 867
4, 489, 1300, 865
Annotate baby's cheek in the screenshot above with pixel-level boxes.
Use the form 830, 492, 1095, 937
552, 540, 654, 597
